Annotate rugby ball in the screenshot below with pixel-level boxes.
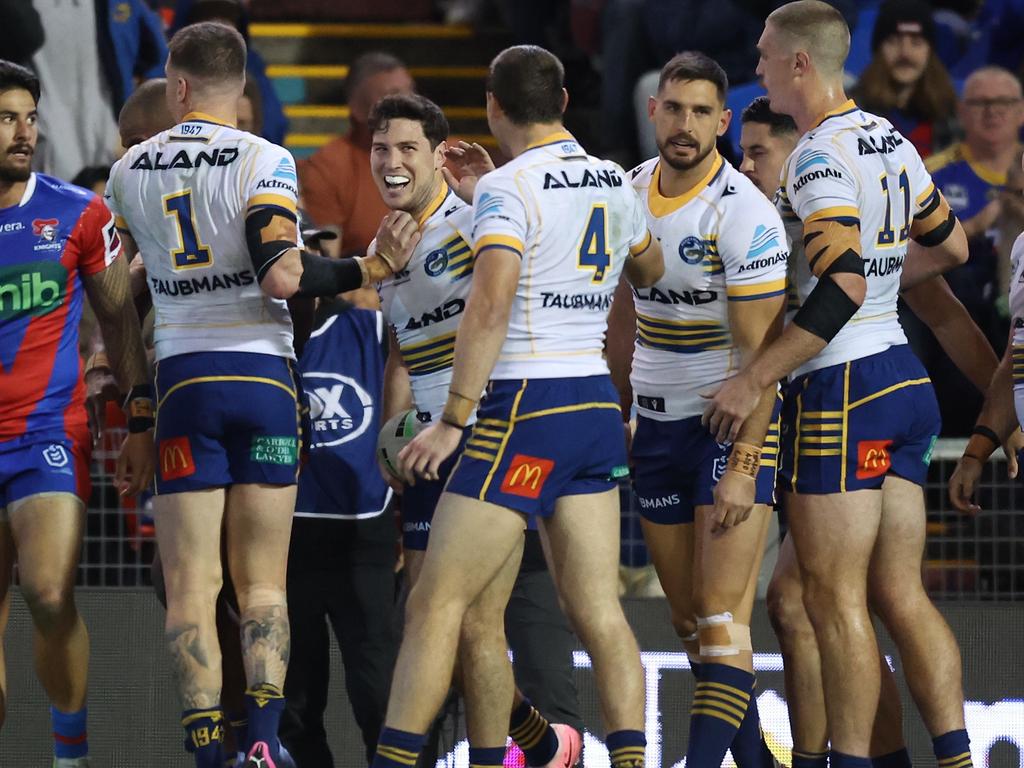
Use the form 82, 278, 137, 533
377, 409, 423, 479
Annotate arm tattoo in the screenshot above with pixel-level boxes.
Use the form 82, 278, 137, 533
166, 623, 221, 710
239, 604, 290, 689
81, 253, 150, 392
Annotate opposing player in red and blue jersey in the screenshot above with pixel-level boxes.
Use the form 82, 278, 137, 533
0, 60, 153, 768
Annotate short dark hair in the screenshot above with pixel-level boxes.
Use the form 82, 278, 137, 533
168, 21, 246, 84
368, 94, 449, 149
71, 165, 111, 191
741, 96, 798, 135
0, 59, 40, 104
658, 51, 729, 103
346, 52, 407, 98
487, 45, 564, 126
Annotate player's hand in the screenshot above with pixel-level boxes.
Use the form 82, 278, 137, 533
949, 455, 985, 515
710, 470, 756, 533
442, 141, 495, 203
374, 211, 421, 274
702, 372, 761, 443
1002, 428, 1024, 479
398, 421, 462, 484
84, 367, 121, 444
115, 430, 155, 498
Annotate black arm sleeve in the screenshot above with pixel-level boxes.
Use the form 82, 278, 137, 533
296, 252, 363, 298
791, 250, 865, 343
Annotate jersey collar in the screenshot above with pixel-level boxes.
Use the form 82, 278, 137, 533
416, 182, 450, 227
647, 152, 724, 218
810, 98, 858, 130
181, 111, 236, 128
18, 173, 36, 207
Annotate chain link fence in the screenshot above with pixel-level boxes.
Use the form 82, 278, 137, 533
79, 436, 1023, 599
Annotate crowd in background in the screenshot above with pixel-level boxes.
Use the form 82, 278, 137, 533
8, 0, 1024, 439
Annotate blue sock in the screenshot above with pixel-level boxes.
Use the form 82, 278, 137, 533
872, 748, 912, 768
607, 729, 646, 768
831, 751, 872, 768
509, 698, 559, 766
244, 684, 285, 758
933, 729, 973, 768
792, 750, 828, 768
372, 726, 428, 768
226, 709, 247, 755
686, 663, 753, 768
730, 685, 776, 768
688, 659, 703, 679
51, 706, 88, 759
470, 746, 508, 768
181, 707, 225, 768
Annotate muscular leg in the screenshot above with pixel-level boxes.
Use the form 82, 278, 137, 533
870, 476, 966, 737
639, 518, 697, 654
542, 490, 644, 732
460, 535, 524, 747
787, 489, 882, 758
9, 495, 89, 713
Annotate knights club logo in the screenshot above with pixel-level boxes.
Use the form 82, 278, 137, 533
32, 218, 59, 241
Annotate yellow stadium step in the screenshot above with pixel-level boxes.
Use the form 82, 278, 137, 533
282, 103, 488, 137
250, 22, 475, 40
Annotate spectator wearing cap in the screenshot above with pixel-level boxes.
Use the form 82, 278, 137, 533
298, 53, 415, 263
915, 66, 1024, 433
854, 0, 958, 157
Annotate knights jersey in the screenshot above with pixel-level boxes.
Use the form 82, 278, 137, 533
376, 184, 475, 422
629, 154, 788, 420
470, 131, 652, 379
105, 112, 297, 361
0, 173, 120, 440
296, 306, 392, 519
778, 100, 936, 376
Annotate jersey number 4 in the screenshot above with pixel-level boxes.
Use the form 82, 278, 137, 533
578, 204, 612, 283
877, 168, 910, 248
164, 190, 213, 270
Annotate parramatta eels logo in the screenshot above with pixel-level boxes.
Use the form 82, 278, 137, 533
303, 372, 374, 448
424, 248, 448, 277
678, 235, 705, 265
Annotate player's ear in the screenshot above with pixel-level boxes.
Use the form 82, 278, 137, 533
718, 108, 732, 137
794, 50, 811, 77
648, 95, 657, 121
559, 88, 569, 115
435, 140, 448, 169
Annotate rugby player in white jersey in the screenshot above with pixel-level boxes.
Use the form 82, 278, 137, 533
703, 3, 974, 766
741, 94, 1015, 768
104, 22, 418, 768
371, 92, 580, 768
608, 52, 786, 768
367, 45, 664, 768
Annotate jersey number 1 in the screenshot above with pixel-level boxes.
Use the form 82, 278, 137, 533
578, 204, 611, 283
877, 168, 910, 247
164, 190, 213, 270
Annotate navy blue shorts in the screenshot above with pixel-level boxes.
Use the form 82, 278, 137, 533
445, 376, 629, 517
154, 352, 301, 494
401, 428, 469, 550
631, 401, 780, 525
0, 426, 91, 512
779, 345, 941, 494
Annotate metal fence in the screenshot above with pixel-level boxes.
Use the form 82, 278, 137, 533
79, 436, 1024, 600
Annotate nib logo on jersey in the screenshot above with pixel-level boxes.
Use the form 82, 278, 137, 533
0, 260, 67, 320
303, 372, 375, 448
793, 149, 842, 191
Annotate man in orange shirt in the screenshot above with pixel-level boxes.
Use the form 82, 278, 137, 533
299, 52, 415, 257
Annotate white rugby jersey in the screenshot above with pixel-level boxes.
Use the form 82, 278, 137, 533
470, 131, 652, 379
778, 100, 936, 376
629, 153, 788, 420
1009, 234, 1024, 425
377, 184, 475, 422
105, 112, 296, 361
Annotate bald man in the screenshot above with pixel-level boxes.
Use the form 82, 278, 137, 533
704, 3, 973, 768
117, 78, 174, 150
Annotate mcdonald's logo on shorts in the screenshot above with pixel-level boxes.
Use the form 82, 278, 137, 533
856, 439, 892, 480
160, 436, 196, 481
500, 454, 555, 499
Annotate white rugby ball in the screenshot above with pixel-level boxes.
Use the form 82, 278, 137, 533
377, 409, 423, 479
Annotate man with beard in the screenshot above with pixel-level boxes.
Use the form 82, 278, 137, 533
0, 59, 153, 767
607, 52, 787, 768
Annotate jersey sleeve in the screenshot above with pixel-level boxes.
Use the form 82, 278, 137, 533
73, 196, 122, 276
905, 146, 940, 218
245, 144, 299, 218
471, 171, 527, 258
787, 142, 860, 227
719, 190, 788, 302
625, 186, 653, 256
103, 157, 128, 230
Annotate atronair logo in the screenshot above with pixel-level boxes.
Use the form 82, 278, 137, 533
0, 261, 67, 320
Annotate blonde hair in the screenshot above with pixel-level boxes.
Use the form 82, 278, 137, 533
767, 1, 850, 77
